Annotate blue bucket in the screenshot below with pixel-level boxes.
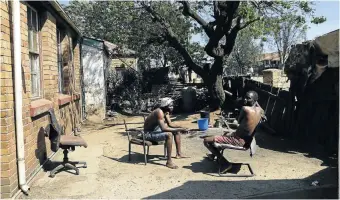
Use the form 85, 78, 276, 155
198, 118, 209, 131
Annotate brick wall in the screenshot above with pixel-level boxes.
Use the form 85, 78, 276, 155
0, 1, 82, 198
1, 1, 19, 198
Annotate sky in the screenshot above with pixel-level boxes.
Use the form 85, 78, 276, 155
59, 0, 339, 53
191, 1, 340, 52
306, 1, 339, 39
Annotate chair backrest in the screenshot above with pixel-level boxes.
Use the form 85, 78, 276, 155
123, 119, 131, 141
45, 109, 62, 152
123, 117, 146, 141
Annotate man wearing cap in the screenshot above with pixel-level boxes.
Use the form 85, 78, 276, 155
203, 91, 265, 173
144, 97, 188, 169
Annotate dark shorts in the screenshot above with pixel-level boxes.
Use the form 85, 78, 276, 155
144, 126, 167, 142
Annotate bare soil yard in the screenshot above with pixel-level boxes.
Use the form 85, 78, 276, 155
22, 113, 337, 199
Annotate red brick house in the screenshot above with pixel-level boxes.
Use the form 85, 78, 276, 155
1, 1, 83, 198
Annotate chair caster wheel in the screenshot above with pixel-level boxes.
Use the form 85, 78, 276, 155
83, 164, 87, 168
50, 174, 55, 178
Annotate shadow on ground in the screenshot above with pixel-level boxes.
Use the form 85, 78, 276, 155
145, 167, 338, 199
182, 158, 243, 176
255, 125, 338, 167
102, 152, 167, 167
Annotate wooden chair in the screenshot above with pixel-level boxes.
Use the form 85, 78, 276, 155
124, 117, 166, 165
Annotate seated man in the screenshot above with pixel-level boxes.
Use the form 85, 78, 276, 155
144, 97, 188, 169
203, 91, 265, 173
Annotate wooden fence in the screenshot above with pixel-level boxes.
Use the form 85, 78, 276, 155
224, 70, 339, 154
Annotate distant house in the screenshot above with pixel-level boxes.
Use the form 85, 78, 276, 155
80, 37, 137, 120
104, 41, 138, 72
254, 52, 281, 75
257, 52, 280, 68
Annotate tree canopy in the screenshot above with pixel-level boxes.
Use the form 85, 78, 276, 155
137, 1, 325, 108
63, 0, 326, 108
62, 1, 206, 71
224, 28, 262, 76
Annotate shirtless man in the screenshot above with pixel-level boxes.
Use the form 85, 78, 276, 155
144, 97, 188, 169
203, 91, 265, 173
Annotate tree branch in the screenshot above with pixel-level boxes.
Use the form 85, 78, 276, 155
213, 1, 219, 19
239, 17, 261, 30
204, 2, 241, 58
141, 2, 206, 79
222, 17, 241, 55
179, 1, 214, 37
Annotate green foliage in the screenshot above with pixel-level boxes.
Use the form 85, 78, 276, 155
63, 1, 204, 73
225, 28, 262, 75
63, 1, 135, 45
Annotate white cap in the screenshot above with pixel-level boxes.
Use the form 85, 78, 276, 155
159, 97, 173, 107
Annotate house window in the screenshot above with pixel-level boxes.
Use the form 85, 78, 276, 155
57, 29, 64, 93
27, 6, 41, 98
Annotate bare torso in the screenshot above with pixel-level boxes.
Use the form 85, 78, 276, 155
235, 106, 263, 138
144, 108, 163, 131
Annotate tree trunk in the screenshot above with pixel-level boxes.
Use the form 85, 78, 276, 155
206, 75, 225, 111
204, 58, 225, 110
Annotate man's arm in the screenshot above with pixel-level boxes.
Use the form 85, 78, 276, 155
255, 102, 267, 121
164, 113, 182, 128
223, 130, 236, 136
236, 107, 246, 124
157, 111, 185, 132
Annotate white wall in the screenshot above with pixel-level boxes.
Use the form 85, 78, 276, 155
82, 44, 106, 119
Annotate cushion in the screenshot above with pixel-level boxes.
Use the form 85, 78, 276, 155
214, 137, 258, 157
213, 142, 246, 151
60, 135, 88, 148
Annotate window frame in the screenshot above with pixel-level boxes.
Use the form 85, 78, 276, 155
57, 28, 64, 93
27, 4, 42, 99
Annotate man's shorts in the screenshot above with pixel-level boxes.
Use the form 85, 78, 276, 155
144, 126, 167, 142
214, 135, 245, 147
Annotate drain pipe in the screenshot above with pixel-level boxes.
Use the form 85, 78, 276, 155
12, 0, 30, 194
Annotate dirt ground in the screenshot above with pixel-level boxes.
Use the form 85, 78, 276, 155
22, 113, 338, 199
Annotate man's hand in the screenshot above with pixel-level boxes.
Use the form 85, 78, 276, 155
178, 128, 188, 132
223, 131, 235, 137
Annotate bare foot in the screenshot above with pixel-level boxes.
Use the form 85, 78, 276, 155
166, 161, 178, 169
174, 154, 190, 159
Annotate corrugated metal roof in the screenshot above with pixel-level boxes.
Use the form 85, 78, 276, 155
104, 40, 136, 57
